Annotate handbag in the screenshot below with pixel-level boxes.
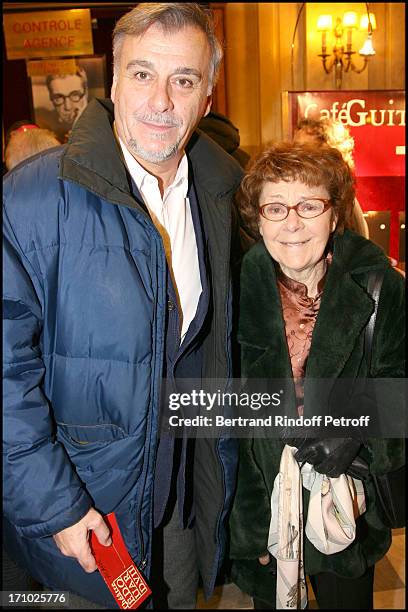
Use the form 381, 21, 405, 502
364, 270, 405, 529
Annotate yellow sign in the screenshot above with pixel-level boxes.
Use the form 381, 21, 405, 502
3, 9, 93, 60
27, 58, 78, 77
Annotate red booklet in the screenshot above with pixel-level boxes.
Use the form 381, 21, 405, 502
90, 512, 152, 609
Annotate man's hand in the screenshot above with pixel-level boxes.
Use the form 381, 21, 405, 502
53, 508, 112, 573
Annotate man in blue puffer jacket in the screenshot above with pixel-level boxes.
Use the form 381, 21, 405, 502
3, 4, 243, 608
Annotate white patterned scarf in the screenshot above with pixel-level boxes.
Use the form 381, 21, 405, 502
267, 445, 366, 609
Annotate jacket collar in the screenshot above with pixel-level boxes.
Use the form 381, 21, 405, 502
239, 232, 390, 379
59, 98, 242, 208
307, 231, 389, 378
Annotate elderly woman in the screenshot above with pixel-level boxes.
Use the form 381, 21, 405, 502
229, 142, 404, 610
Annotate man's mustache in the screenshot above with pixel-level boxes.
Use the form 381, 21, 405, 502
133, 113, 182, 127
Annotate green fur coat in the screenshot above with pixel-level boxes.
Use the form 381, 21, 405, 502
229, 230, 405, 602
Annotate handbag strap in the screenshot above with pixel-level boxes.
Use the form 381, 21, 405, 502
364, 270, 385, 372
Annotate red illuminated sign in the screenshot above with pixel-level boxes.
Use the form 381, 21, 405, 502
284, 90, 405, 260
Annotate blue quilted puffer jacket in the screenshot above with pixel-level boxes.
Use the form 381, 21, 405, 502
3, 99, 242, 607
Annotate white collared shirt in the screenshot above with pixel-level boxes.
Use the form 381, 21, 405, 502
116, 130, 202, 344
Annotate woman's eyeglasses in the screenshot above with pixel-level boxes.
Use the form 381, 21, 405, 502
260, 198, 332, 222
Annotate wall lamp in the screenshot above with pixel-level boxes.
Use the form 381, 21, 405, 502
317, 4, 376, 89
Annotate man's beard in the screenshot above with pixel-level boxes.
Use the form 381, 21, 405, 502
127, 137, 181, 163
127, 112, 183, 163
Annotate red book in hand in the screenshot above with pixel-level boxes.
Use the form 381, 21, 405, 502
90, 512, 151, 609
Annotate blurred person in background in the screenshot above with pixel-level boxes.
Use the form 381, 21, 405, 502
4, 122, 60, 172
293, 117, 370, 239
198, 109, 250, 169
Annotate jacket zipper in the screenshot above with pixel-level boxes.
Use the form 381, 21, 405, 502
134, 233, 166, 574
212, 197, 232, 584
139, 557, 147, 570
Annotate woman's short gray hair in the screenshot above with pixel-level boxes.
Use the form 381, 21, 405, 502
112, 3, 223, 92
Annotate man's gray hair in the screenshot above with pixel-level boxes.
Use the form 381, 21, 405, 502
112, 3, 223, 92
5, 128, 60, 171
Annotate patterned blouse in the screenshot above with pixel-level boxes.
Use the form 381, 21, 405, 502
276, 254, 332, 415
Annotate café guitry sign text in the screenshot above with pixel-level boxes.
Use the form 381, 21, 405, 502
303, 98, 405, 127
290, 91, 405, 176
3, 10, 93, 59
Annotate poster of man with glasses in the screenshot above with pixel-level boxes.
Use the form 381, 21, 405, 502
28, 56, 106, 142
